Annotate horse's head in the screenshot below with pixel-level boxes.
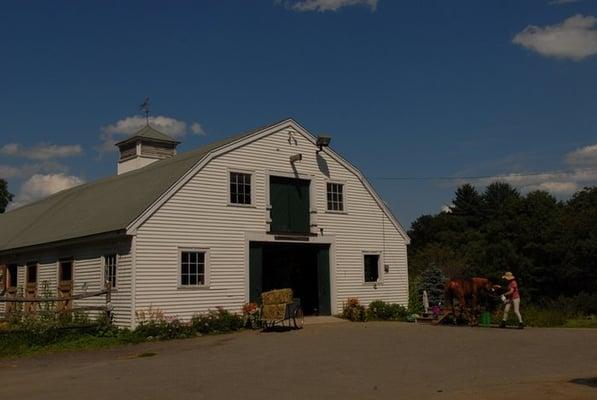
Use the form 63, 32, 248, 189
476, 278, 500, 295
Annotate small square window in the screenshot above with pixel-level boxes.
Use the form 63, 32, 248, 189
364, 254, 380, 283
230, 172, 252, 205
326, 183, 344, 211
180, 251, 206, 287
104, 254, 117, 288
59, 259, 73, 282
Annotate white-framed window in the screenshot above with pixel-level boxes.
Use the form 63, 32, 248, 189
104, 254, 118, 289
229, 171, 252, 205
326, 182, 344, 212
363, 253, 381, 283
179, 249, 209, 287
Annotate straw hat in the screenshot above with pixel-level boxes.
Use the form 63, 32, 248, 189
502, 272, 515, 280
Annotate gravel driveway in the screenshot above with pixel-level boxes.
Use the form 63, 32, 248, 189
1, 321, 596, 399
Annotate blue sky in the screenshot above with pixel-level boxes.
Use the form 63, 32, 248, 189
1, 0, 596, 226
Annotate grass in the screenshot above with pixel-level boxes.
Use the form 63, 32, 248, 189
0, 334, 132, 359
563, 318, 597, 329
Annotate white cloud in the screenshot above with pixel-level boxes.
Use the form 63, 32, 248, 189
10, 173, 84, 209
102, 115, 188, 138
0, 162, 69, 179
99, 115, 205, 153
281, 0, 378, 12
441, 204, 453, 213
454, 143, 597, 197
565, 144, 597, 166
513, 15, 597, 61
0, 143, 83, 160
470, 169, 597, 195
526, 181, 578, 193
191, 122, 206, 135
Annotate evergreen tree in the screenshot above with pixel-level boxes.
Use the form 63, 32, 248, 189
417, 265, 446, 306
0, 179, 14, 213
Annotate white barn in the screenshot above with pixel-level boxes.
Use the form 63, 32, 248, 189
0, 119, 409, 327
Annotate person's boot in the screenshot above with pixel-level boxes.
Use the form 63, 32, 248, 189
518, 322, 524, 329
499, 320, 506, 328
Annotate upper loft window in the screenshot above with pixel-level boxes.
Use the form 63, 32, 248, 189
327, 182, 344, 212
230, 172, 252, 205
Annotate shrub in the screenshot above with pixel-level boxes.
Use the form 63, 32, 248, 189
241, 303, 261, 329
366, 301, 393, 320
341, 298, 366, 322
408, 276, 424, 314
134, 319, 185, 340
190, 308, 243, 334
519, 306, 569, 328
366, 300, 409, 321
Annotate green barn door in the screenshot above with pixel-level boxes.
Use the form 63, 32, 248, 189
269, 176, 310, 234
317, 246, 331, 315
249, 243, 263, 303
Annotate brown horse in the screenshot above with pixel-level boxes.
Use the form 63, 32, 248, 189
445, 277, 499, 325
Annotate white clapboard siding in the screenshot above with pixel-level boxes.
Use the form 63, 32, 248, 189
134, 126, 408, 321
0, 239, 132, 327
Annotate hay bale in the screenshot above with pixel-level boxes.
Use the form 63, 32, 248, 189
261, 289, 293, 305
262, 304, 287, 321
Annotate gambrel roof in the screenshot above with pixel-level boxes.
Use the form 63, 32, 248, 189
0, 118, 409, 252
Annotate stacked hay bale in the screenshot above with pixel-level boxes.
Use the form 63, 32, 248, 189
261, 289, 293, 321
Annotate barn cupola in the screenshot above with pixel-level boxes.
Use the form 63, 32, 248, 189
115, 125, 180, 175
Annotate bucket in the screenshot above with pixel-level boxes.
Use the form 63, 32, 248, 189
480, 311, 491, 327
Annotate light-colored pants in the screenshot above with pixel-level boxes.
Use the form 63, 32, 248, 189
503, 298, 522, 323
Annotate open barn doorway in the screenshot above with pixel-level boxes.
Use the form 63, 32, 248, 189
249, 242, 331, 316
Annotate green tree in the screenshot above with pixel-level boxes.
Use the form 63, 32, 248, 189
559, 187, 597, 295
407, 181, 597, 303
0, 179, 14, 213
451, 183, 482, 227
416, 265, 446, 307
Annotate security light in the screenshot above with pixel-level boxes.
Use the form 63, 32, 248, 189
316, 135, 331, 153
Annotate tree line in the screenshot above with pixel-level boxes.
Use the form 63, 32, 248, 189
408, 183, 597, 302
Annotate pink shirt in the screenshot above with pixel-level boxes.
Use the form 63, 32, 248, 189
508, 280, 520, 299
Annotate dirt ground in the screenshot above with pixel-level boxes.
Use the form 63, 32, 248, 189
1, 321, 596, 400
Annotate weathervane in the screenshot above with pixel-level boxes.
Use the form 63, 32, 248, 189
139, 96, 150, 126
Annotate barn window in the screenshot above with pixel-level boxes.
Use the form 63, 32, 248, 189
180, 250, 208, 287
104, 254, 117, 288
26, 262, 37, 284
364, 254, 380, 283
7, 264, 18, 288
326, 182, 344, 212
230, 172, 252, 205
59, 259, 73, 282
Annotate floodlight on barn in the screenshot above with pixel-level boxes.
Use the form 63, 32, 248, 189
316, 135, 331, 153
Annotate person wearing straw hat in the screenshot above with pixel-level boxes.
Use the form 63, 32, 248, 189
499, 272, 523, 329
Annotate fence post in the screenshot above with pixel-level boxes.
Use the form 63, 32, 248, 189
105, 280, 113, 324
